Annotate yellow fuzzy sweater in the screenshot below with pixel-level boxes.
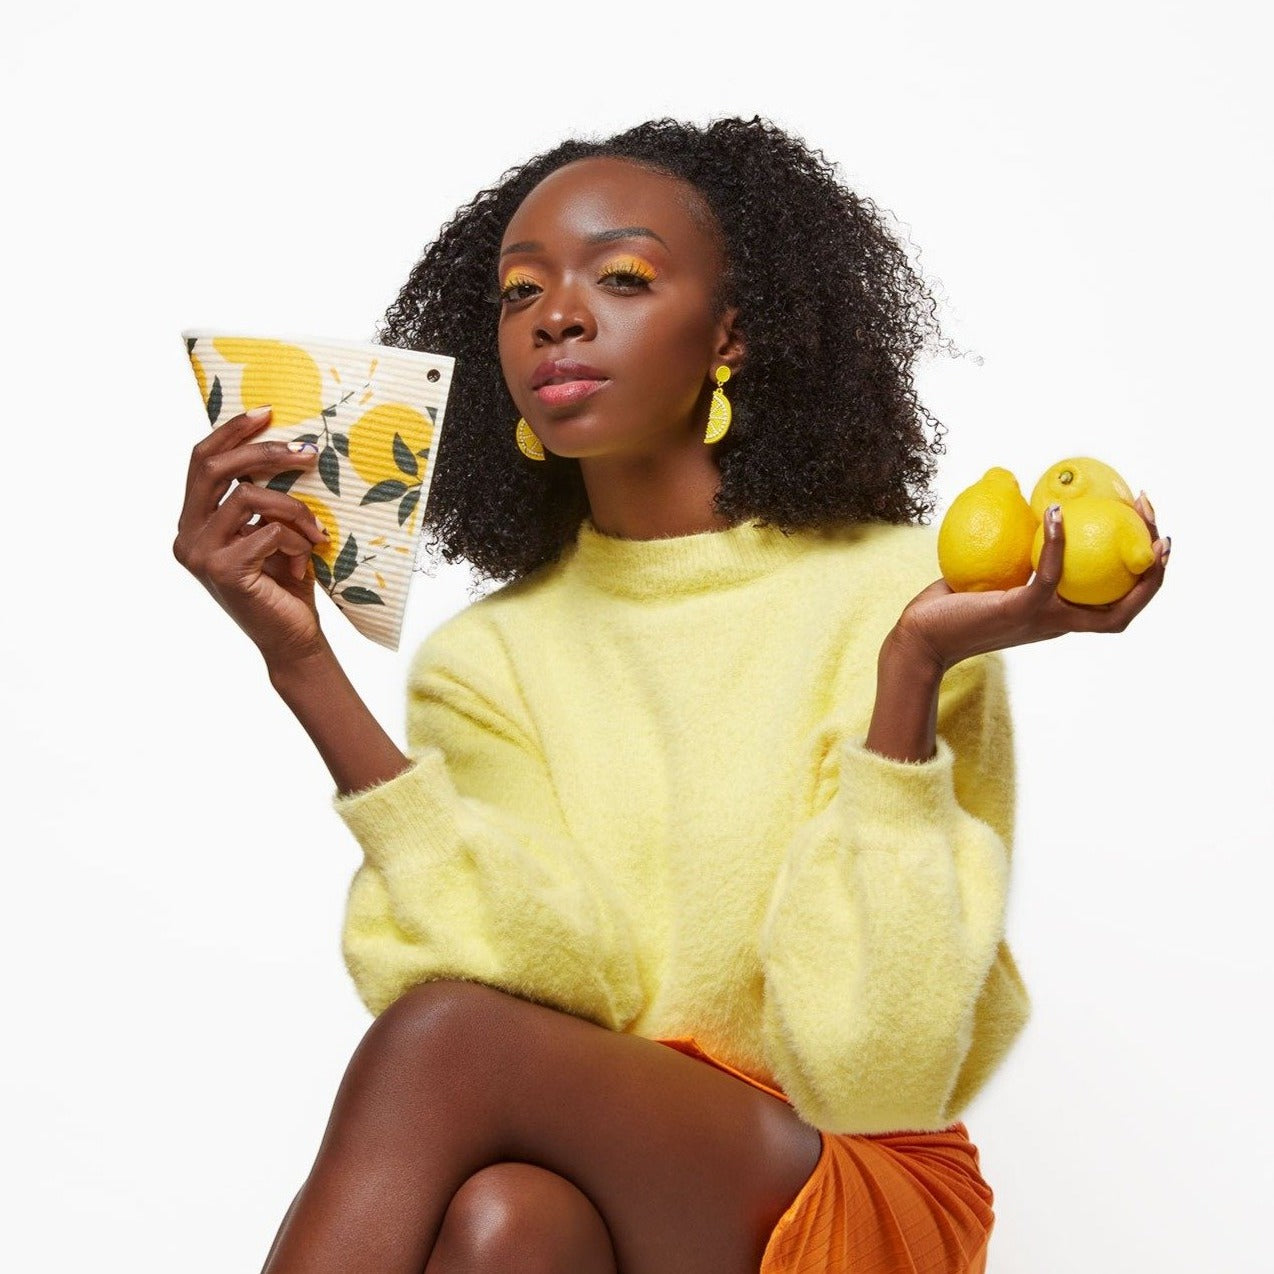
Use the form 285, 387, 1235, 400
335, 516, 1031, 1135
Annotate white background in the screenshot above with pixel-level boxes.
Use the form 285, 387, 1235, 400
3, 1, 1269, 1269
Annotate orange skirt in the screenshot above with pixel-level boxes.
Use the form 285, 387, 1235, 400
656, 1038, 995, 1274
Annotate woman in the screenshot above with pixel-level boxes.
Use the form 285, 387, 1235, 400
174, 117, 1167, 1273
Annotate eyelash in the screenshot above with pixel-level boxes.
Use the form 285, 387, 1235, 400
597, 257, 657, 289
499, 272, 540, 304
497, 257, 658, 304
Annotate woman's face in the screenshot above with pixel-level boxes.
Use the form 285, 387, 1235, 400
497, 156, 740, 461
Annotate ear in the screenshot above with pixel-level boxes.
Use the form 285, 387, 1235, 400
712, 306, 746, 375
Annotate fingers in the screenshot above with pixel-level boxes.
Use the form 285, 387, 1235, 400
183, 441, 320, 532
181, 404, 319, 515
175, 405, 330, 655
1056, 529, 1171, 635
1019, 500, 1170, 637
177, 482, 329, 582
205, 520, 302, 593
242, 519, 317, 561
209, 483, 329, 551
1111, 491, 1168, 628
1136, 489, 1169, 577
1134, 490, 1160, 543
1104, 533, 1171, 627
185, 404, 274, 486
907, 498, 1168, 661
262, 542, 318, 584
175, 401, 326, 574
1026, 504, 1064, 606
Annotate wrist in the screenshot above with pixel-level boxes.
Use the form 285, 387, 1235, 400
879, 622, 949, 684
265, 637, 340, 698
262, 638, 408, 794
865, 626, 946, 764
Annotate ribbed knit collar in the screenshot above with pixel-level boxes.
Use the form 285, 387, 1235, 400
564, 514, 815, 600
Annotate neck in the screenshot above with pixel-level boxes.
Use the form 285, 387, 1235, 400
578, 438, 732, 541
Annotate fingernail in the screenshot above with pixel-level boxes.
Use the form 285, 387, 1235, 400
1139, 490, 1157, 522
246, 405, 272, 421
1161, 535, 1172, 561
287, 440, 319, 454
1047, 503, 1062, 524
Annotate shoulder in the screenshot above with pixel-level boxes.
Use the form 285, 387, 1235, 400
405, 562, 562, 691
807, 519, 938, 571
809, 522, 1006, 698
794, 519, 940, 616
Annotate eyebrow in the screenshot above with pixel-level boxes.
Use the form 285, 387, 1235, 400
500, 226, 668, 258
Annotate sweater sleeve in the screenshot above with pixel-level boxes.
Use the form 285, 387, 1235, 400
335, 619, 644, 1031
757, 651, 1031, 1134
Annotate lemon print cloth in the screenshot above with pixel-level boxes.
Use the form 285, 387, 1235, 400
182, 331, 455, 651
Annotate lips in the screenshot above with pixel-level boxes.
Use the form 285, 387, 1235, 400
530, 358, 610, 408
530, 358, 608, 390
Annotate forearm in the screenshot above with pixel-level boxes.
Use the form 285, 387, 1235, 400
267, 641, 411, 795
864, 626, 946, 763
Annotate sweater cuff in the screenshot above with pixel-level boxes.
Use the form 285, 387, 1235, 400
333, 748, 457, 869
836, 736, 961, 844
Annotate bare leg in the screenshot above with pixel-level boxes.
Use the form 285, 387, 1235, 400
423, 1162, 617, 1274
262, 979, 821, 1274
261, 1191, 299, 1271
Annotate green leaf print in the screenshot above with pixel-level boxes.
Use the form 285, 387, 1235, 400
393, 432, 418, 477
206, 376, 222, 425
339, 586, 384, 606
319, 445, 341, 496
361, 479, 408, 505
333, 533, 358, 584
266, 469, 303, 494
397, 486, 421, 527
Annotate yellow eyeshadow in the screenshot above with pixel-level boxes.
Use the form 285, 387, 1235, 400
500, 269, 540, 291
598, 256, 657, 282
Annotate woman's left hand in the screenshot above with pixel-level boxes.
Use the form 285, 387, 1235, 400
891, 495, 1170, 675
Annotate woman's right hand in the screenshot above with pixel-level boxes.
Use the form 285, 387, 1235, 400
173, 406, 332, 666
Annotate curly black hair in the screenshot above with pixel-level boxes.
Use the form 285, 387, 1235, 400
378, 116, 948, 585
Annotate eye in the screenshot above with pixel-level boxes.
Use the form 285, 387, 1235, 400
499, 270, 541, 304
597, 256, 657, 293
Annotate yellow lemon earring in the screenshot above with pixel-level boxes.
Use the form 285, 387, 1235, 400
704, 366, 732, 444
516, 417, 546, 461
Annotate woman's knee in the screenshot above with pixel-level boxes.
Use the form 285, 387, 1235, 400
428, 1162, 616, 1274
356, 979, 510, 1071
329, 978, 516, 1127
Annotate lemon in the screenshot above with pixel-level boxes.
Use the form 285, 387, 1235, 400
346, 402, 434, 488
290, 491, 340, 567
938, 467, 1041, 592
1030, 494, 1155, 605
214, 339, 324, 429
1029, 456, 1135, 520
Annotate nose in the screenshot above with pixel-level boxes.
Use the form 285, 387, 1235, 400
533, 280, 596, 346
